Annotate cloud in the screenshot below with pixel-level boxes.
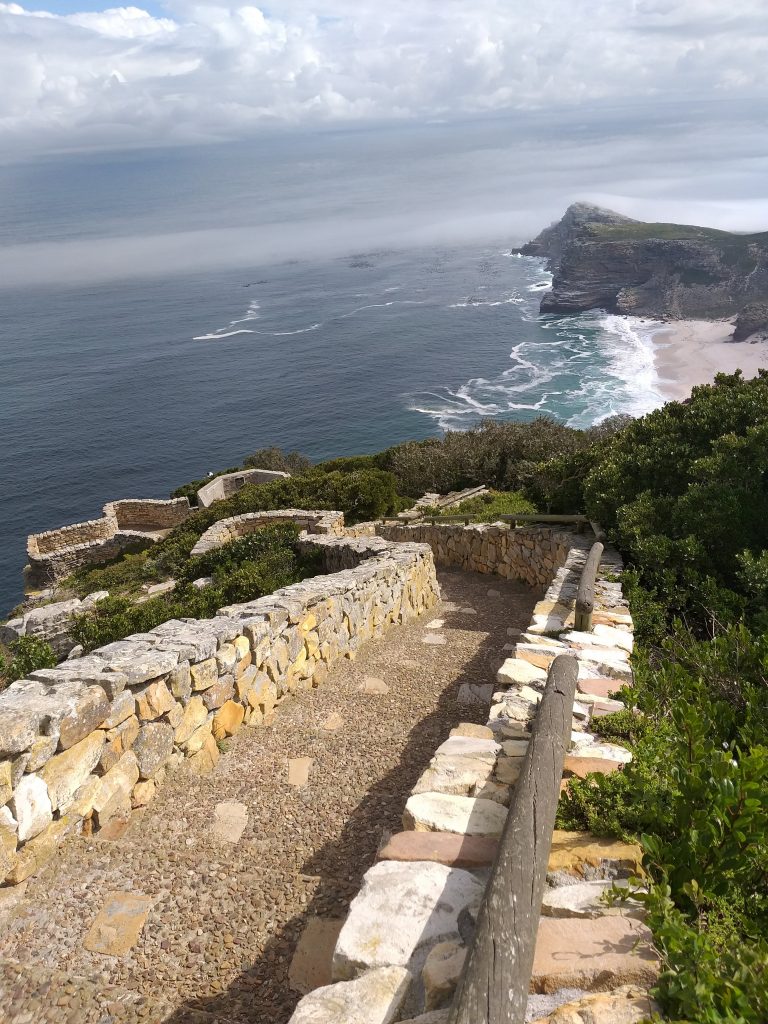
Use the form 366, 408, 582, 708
0, 0, 767, 157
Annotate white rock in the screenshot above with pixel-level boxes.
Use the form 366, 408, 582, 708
10, 774, 53, 842
569, 741, 632, 764
422, 634, 447, 646
289, 966, 412, 1024
542, 880, 643, 920
403, 792, 508, 837
333, 861, 482, 979
434, 737, 500, 763
593, 624, 634, 652
577, 656, 633, 683
496, 658, 546, 687
425, 619, 444, 629
412, 760, 494, 798
0, 805, 18, 833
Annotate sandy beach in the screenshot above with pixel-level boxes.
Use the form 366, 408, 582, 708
653, 319, 768, 401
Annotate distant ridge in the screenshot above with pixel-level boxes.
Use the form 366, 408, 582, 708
519, 203, 768, 335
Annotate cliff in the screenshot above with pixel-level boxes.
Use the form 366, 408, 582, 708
521, 203, 768, 325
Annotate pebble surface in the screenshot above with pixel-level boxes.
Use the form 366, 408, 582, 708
0, 570, 537, 1024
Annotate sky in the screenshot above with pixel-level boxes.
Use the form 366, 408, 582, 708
2, 0, 767, 163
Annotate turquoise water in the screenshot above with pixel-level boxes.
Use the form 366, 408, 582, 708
0, 139, 663, 611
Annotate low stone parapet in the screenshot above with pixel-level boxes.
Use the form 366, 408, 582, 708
377, 521, 588, 587
0, 528, 439, 887
190, 508, 344, 557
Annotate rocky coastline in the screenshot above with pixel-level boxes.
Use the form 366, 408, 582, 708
521, 203, 768, 338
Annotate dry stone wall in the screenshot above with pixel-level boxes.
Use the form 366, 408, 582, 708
191, 509, 344, 557
25, 498, 192, 588
0, 524, 439, 887
377, 521, 586, 587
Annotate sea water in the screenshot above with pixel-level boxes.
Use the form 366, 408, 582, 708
0, 138, 666, 611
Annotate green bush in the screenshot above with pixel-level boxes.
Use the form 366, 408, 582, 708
242, 446, 313, 474
0, 635, 58, 688
578, 371, 768, 633
378, 417, 593, 497
445, 489, 537, 520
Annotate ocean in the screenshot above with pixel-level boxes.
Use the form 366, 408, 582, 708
0, 129, 666, 613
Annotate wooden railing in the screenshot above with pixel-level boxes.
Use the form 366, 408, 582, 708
574, 541, 604, 632
381, 512, 595, 533
448, 655, 579, 1024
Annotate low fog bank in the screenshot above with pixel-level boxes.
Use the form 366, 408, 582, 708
1, 101, 767, 290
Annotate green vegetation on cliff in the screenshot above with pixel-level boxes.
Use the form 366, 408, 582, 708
550, 371, 768, 1023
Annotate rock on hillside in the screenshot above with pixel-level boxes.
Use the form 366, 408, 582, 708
520, 203, 768, 320
733, 301, 768, 341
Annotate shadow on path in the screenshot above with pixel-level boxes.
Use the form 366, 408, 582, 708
162, 570, 538, 1024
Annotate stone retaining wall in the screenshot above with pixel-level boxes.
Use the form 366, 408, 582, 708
25, 498, 192, 588
196, 468, 291, 507
191, 509, 345, 557
0, 527, 439, 887
377, 521, 587, 587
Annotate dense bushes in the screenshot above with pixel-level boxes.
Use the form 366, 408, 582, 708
570, 371, 768, 634
70, 525, 321, 652
550, 376, 768, 1022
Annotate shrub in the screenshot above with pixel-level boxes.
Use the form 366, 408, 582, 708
579, 371, 768, 632
447, 489, 537, 520
242, 446, 313, 475
379, 417, 591, 497
0, 635, 57, 687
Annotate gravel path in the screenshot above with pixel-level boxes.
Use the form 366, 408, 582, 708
0, 570, 538, 1024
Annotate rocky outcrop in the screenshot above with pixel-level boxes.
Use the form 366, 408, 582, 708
521, 203, 768, 320
733, 301, 768, 341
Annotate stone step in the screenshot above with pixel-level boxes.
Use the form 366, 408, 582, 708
531, 917, 658, 992
0, 957, 229, 1023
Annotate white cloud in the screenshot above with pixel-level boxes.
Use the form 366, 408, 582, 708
0, 0, 766, 157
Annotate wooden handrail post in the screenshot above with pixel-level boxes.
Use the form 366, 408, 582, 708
448, 655, 578, 1024
574, 542, 604, 633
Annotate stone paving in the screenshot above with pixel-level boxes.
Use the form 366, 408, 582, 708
0, 570, 537, 1024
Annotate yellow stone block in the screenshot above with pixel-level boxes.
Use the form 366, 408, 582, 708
212, 700, 245, 740
548, 831, 643, 877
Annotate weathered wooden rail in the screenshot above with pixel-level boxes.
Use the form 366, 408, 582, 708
447, 655, 579, 1024
574, 541, 604, 632
381, 512, 595, 531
